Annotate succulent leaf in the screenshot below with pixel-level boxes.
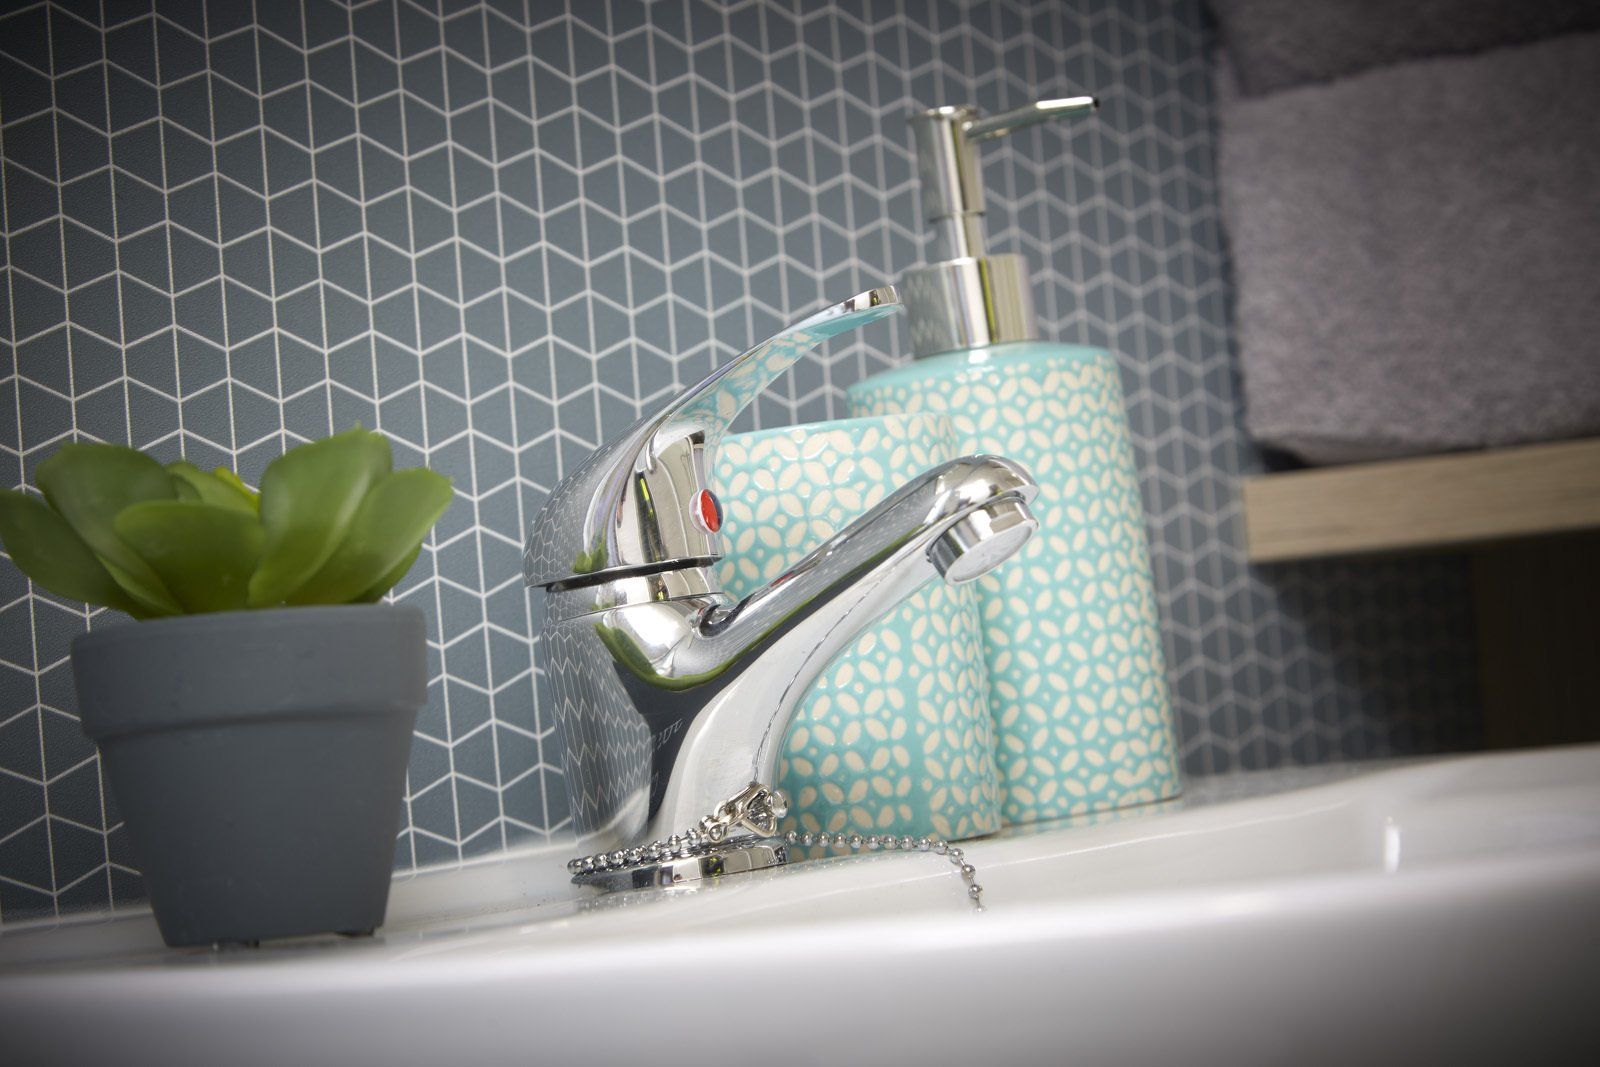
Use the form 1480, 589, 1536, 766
288, 468, 453, 604
167, 461, 257, 514
211, 467, 260, 513
0, 488, 147, 615
247, 427, 391, 607
35, 443, 183, 616
114, 501, 266, 614
1, 431, 448, 618
352, 545, 422, 604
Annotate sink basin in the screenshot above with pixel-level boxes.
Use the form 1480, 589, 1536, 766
3, 746, 1597, 1065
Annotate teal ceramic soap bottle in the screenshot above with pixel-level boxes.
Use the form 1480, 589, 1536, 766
848, 98, 1182, 824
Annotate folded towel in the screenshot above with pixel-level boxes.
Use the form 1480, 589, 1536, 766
1209, 0, 1600, 96
1219, 32, 1600, 465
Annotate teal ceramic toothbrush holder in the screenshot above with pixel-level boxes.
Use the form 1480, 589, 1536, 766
714, 413, 1003, 842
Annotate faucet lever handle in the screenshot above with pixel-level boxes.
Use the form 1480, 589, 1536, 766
664, 287, 900, 448
524, 288, 902, 589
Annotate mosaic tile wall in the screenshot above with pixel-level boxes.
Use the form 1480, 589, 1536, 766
0, 0, 1481, 923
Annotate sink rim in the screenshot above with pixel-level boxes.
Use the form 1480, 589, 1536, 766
4, 745, 1599, 1067
2, 744, 1596, 976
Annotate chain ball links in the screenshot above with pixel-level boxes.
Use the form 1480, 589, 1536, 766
569, 784, 984, 908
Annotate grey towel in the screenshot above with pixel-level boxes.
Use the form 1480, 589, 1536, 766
1210, 0, 1600, 96
1219, 32, 1600, 465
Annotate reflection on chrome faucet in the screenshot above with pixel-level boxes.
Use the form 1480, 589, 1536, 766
524, 288, 1039, 874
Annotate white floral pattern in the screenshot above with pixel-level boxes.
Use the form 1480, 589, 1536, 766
851, 343, 1183, 823
715, 414, 1002, 842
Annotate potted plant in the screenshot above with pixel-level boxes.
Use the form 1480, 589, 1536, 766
0, 427, 452, 947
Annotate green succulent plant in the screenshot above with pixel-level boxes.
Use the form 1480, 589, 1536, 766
0, 427, 453, 618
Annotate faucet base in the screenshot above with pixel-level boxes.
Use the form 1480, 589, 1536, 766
571, 840, 789, 893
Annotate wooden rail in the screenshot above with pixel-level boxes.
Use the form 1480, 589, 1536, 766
1241, 438, 1600, 562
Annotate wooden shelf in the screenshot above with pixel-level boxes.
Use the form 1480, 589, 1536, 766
1241, 437, 1600, 562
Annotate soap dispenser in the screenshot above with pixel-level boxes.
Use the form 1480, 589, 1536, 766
848, 99, 1182, 824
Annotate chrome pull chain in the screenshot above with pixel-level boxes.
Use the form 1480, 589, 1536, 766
567, 782, 983, 906
781, 827, 983, 905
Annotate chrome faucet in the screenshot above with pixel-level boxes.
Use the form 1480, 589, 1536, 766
524, 287, 1039, 882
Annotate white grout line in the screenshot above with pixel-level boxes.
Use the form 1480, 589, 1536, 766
394, 0, 464, 866
297, 1, 333, 440
451, 0, 506, 854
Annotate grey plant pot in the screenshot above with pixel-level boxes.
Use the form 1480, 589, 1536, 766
71, 604, 426, 948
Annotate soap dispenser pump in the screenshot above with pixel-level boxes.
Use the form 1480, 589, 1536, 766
849, 98, 1183, 826
899, 98, 1094, 359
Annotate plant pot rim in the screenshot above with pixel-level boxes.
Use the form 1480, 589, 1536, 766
71, 603, 428, 742
74, 602, 420, 647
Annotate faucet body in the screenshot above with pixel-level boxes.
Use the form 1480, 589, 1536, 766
526, 289, 1039, 854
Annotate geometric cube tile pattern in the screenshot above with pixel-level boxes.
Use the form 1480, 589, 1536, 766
0, 0, 1480, 925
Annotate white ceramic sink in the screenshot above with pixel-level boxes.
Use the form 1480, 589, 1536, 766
3, 746, 1598, 1065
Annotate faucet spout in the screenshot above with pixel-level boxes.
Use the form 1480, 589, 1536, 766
543, 454, 1037, 846
697, 453, 1037, 692
659, 454, 1037, 840
526, 287, 1042, 865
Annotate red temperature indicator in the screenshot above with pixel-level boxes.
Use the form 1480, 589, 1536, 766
693, 489, 723, 533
